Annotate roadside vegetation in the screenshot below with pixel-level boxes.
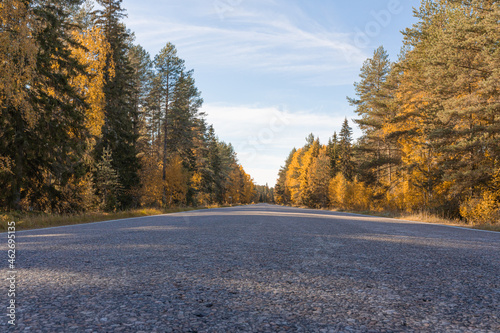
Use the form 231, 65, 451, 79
342, 209, 499, 232
1, 1, 269, 219
0, 204, 261, 232
275, 1, 500, 231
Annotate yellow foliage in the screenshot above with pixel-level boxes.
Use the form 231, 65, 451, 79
225, 164, 255, 204
191, 172, 202, 192
460, 192, 500, 225
70, 27, 113, 137
239, 165, 255, 204
384, 178, 424, 212
306, 146, 330, 207
0, 0, 38, 127
164, 155, 189, 206
191, 172, 210, 206
298, 147, 315, 200
351, 178, 372, 211
139, 156, 163, 207
329, 173, 372, 211
285, 148, 304, 205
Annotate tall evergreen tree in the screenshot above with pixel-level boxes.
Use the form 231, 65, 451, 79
94, 0, 140, 208
347, 46, 396, 185
128, 44, 153, 159
205, 125, 224, 204
2, 0, 90, 212
274, 148, 296, 205
339, 118, 354, 181
95, 147, 122, 211
152, 42, 185, 206
169, 70, 203, 169
327, 132, 339, 177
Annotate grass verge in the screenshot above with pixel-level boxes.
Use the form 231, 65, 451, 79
0, 206, 212, 232
336, 208, 498, 232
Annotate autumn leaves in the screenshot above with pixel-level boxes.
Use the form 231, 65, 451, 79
275, 1, 500, 224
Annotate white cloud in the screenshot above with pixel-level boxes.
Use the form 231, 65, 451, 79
202, 103, 360, 186
119, 0, 368, 185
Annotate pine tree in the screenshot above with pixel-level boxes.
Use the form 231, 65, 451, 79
128, 43, 153, 180
169, 70, 203, 168
347, 46, 396, 186
128, 44, 152, 150
152, 42, 185, 206
339, 118, 354, 181
387, 0, 500, 215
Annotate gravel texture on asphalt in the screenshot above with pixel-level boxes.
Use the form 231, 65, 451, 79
1, 204, 499, 332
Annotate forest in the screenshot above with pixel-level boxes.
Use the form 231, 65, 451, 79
0, 0, 261, 214
275, 0, 500, 225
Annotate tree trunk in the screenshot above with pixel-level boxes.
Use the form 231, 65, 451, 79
12, 107, 24, 210
162, 78, 169, 207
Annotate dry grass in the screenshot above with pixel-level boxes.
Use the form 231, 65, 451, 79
331, 208, 499, 232
399, 212, 462, 225
0, 207, 206, 232
2, 204, 497, 233
399, 212, 500, 232
472, 224, 500, 232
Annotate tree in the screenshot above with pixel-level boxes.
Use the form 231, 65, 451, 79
70, 25, 112, 138
94, 0, 140, 208
128, 44, 152, 157
152, 42, 185, 206
95, 147, 122, 211
339, 118, 354, 181
384, 0, 500, 215
299, 138, 320, 206
347, 46, 397, 186
2, 0, 90, 212
0, 0, 38, 208
164, 154, 189, 206
327, 132, 339, 177
169, 70, 203, 168
275, 148, 296, 205
306, 146, 331, 207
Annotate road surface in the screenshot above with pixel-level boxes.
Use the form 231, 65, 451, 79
1, 204, 499, 332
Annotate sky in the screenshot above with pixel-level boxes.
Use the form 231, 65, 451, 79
120, 0, 422, 186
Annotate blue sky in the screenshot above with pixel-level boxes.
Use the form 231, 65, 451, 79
121, 0, 421, 186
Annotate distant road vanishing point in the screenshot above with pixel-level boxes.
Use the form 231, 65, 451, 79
2, 204, 499, 332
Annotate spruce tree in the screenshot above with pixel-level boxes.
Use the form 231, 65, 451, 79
95, 147, 122, 211
206, 126, 224, 204
327, 132, 339, 177
339, 118, 354, 181
2, 0, 88, 211
94, 0, 140, 208
274, 148, 296, 205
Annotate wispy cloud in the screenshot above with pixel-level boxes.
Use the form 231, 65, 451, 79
120, 0, 371, 185
124, 0, 367, 86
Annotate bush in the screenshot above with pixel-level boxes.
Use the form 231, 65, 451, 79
459, 192, 500, 224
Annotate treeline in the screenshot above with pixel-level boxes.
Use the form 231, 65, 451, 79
0, 0, 255, 213
275, 0, 500, 224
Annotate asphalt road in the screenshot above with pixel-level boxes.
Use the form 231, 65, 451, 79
1, 204, 499, 332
